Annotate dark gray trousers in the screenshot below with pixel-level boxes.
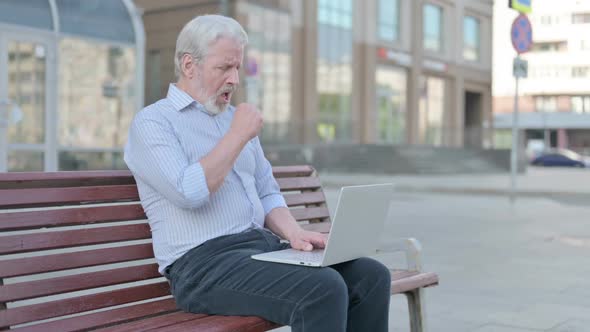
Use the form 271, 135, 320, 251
164, 228, 391, 332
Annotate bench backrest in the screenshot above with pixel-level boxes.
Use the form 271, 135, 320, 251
0, 165, 328, 331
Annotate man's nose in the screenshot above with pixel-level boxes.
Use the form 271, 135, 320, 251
226, 68, 239, 85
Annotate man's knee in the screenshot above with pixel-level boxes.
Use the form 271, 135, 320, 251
355, 257, 392, 293
311, 268, 349, 304
294, 268, 348, 313
290, 268, 348, 328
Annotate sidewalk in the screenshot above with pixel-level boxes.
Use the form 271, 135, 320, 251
319, 167, 590, 198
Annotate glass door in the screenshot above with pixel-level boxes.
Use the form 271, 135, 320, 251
0, 32, 56, 172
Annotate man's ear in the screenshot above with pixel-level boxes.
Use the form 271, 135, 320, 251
181, 54, 195, 79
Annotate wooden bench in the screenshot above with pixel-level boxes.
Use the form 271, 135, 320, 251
0, 165, 438, 332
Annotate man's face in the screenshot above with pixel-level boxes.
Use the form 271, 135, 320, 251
194, 37, 243, 114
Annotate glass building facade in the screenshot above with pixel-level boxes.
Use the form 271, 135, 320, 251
419, 76, 445, 146
242, 2, 293, 145
0, 0, 144, 172
1, 0, 493, 173
317, 0, 353, 143
138, 0, 492, 151
376, 67, 407, 144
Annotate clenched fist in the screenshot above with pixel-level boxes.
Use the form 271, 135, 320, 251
231, 103, 263, 142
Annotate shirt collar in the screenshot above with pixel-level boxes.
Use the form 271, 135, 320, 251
166, 84, 200, 112
166, 83, 234, 117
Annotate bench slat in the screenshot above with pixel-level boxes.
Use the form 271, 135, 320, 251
0, 185, 139, 209
0, 166, 312, 189
290, 207, 330, 222
95, 312, 206, 332
301, 222, 331, 233
0, 171, 134, 189
12, 298, 178, 332
276, 177, 321, 191
0, 282, 171, 328
0, 243, 154, 278
0, 224, 151, 255
150, 315, 280, 332
0, 204, 146, 231
271, 165, 314, 178
0, 264, 161, 302
283, 192, 326, 207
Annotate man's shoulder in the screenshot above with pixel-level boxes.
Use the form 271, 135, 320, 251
134, 99, 175, 122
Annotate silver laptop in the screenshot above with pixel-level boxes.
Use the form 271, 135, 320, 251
251, 183, 395, 267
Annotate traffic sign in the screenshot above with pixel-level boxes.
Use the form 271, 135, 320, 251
245, 56, 258, 77
513, 57, 528, 78
508, 0, 532, 14
511, 14, 533, 54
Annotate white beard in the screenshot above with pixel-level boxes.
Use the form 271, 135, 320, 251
197, 83, 232, 116
202, 94, 228, 115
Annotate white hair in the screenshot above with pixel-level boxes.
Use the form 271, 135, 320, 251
174, 15, 248, 78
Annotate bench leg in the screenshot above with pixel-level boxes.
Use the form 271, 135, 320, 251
405, 288, 427, 332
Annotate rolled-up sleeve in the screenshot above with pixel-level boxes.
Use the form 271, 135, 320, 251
252, 137, 287, 215
124, 112, 209, 209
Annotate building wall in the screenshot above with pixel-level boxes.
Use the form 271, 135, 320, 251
492, 0, 590, 150
135, 0, 493, 148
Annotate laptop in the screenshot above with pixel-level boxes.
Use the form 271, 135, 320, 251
251, 183, 395, 267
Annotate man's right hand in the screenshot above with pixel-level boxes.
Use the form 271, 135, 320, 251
230, 103, 263, 142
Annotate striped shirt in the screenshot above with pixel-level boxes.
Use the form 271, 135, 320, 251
124, 84, 287, 274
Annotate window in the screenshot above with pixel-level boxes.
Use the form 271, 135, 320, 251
418, 76, 445, 146
531, 65, 569, 78
56, 0, 135, 43
531, 41, 567, 52
244, 3, 292, 144
0, 0, 53, 30
535, 96, 557, 112
377, 0, 400, 43
317, 0, 353, 142
540, 15, 552, 25
572, 96, 590, 113
7, 41, 46, 145
463, 16, 480, 61
572, 13, 590, 24
572, 66, 590, 78
423, 4, 443, 53
376, 67, 407, 144
59, 38, 136, 149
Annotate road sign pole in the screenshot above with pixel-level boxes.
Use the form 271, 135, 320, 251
509, 12, 532, 202
510, 56, 520, 202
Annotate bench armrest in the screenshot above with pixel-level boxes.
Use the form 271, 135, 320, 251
377, 237, 423, 272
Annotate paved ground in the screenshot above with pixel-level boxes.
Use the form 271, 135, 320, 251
375, 192, 590, 331
274, 167, 590, 331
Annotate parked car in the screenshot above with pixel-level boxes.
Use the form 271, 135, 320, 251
530, 149, 589, 168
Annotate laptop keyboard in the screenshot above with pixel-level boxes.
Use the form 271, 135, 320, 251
273, 249, 325, 263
